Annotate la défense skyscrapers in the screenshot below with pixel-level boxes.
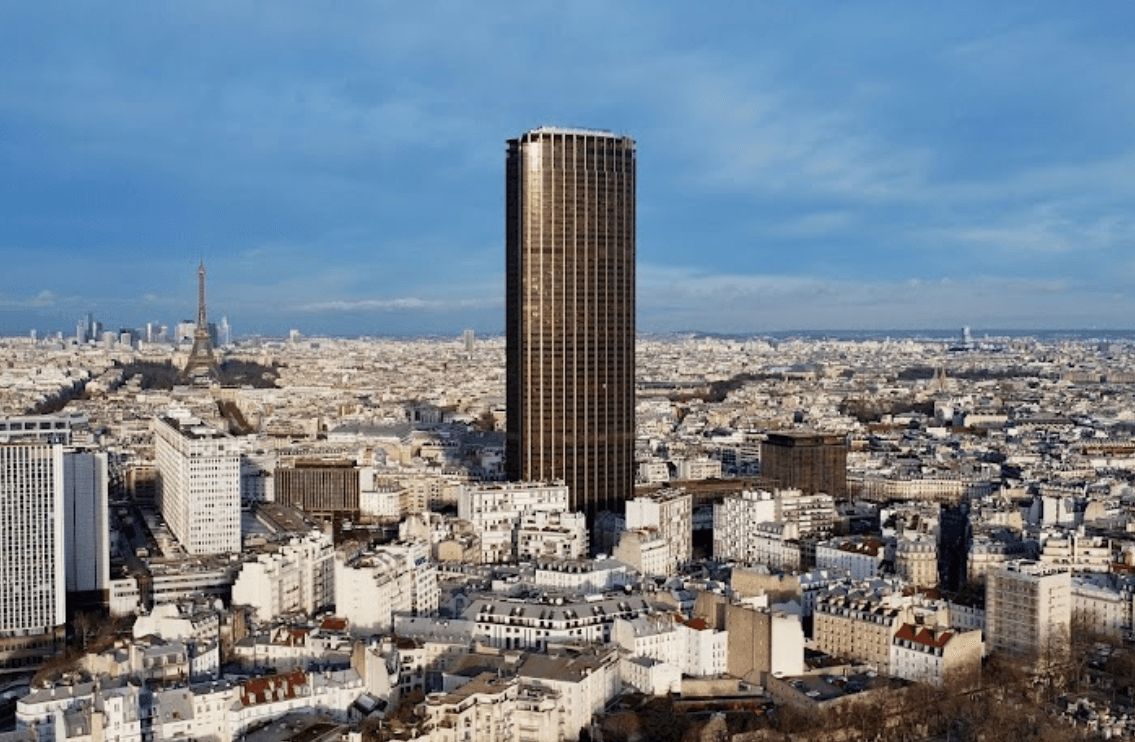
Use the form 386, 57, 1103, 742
505, 127, 636, 522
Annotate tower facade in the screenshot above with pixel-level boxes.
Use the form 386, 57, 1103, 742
182, 261, 219, 382
505, 127, 636, 520
154, 412, 241, 555
0, 440, 66, 673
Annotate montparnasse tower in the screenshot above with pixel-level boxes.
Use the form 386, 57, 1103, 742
504, 127, 636, 523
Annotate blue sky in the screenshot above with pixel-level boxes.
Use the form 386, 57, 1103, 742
2, 2, 1134, 337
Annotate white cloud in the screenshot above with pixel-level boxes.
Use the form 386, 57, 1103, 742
297, 296, 503, 313
636, 263, 1123, 332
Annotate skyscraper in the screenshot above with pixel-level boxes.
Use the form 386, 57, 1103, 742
153, 411, 241, 555
0, 415, 75, 674
505, 127, 636, 521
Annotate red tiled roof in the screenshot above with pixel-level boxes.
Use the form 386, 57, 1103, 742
320, 617, 348, 631
894, 623, 953, 648
239, 669, 307, 707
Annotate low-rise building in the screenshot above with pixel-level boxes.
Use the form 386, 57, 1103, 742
890, 624, 983, 688
334, 541, 439, 635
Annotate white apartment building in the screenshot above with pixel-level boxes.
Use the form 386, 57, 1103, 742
458, 481, 573, 564
1039, 530, 1112, 573
734, 521, 801, 570
531, 559, 632, 594
153, 413, 241, 555
638, 460, 670, 484
232, 531, 336, 622
516, 509, 588, 561
985, 560, 1071, 659
815, 538, 886, 581
714, 488, 836, 564
334, 541, 439, 634
0, 440, 66, 674
611, 611, 727, 678
625, 489, 693, 569
424, 673, 566, 742
679, 615, 728, 677
612, 614, 683, 669
517, 649, 621, 742
890, 624, 983, 688
612, 529, 672, 576
674, 457, 722, 480
463, 595, 655, 651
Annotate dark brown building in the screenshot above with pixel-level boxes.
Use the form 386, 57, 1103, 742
761, 432, 848, 498
505, 127, 636, 520
274, 462, 360, 516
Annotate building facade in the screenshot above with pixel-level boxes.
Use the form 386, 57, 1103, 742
985, 560, 1071, 660
505, 127, 636, 521
761, 432, 847, 498
273, 462, 361, 516
625, 489, 693, 568
0, 440, 66, 674
153, 413, 241, 555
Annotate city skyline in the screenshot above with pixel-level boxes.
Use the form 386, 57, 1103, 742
2, 2, 1134, 336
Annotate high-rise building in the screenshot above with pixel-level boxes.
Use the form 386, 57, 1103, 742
153, 412, 241, 555
63, 451, 110, 600
0, 425, 68, 673
761, 431, 848, 498
505, 127, 636, 521
985, 559, 1071, 660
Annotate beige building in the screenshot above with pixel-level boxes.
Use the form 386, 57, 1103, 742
812, 587, 947, 675
423, 672, 566, 742
725, 601, 804, 682
894, 536, 938, 588
985, 560, 1071, 659
613, 528, 672, 576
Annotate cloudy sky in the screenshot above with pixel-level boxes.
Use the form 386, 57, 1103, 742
2, 2, 1133, 337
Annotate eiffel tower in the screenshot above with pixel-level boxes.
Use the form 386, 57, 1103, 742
181, 261, 220, 383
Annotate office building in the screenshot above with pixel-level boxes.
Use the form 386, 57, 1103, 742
0, 416, 106, 671
153, 413, 241, 555
0, 440, 66, 673
505, 127, 636, 522
761, 432, 847, 498
274, 461, 361, 516
63, 451, 110, 601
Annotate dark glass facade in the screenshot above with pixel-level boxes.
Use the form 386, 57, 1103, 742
760, 432, 848, 498
505, 128, 636, 520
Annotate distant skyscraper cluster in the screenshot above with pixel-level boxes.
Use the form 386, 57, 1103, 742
67, 263, 228, 353
505, 127, 636, 522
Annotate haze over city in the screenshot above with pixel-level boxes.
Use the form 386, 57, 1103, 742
3, 2, 1134, 337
